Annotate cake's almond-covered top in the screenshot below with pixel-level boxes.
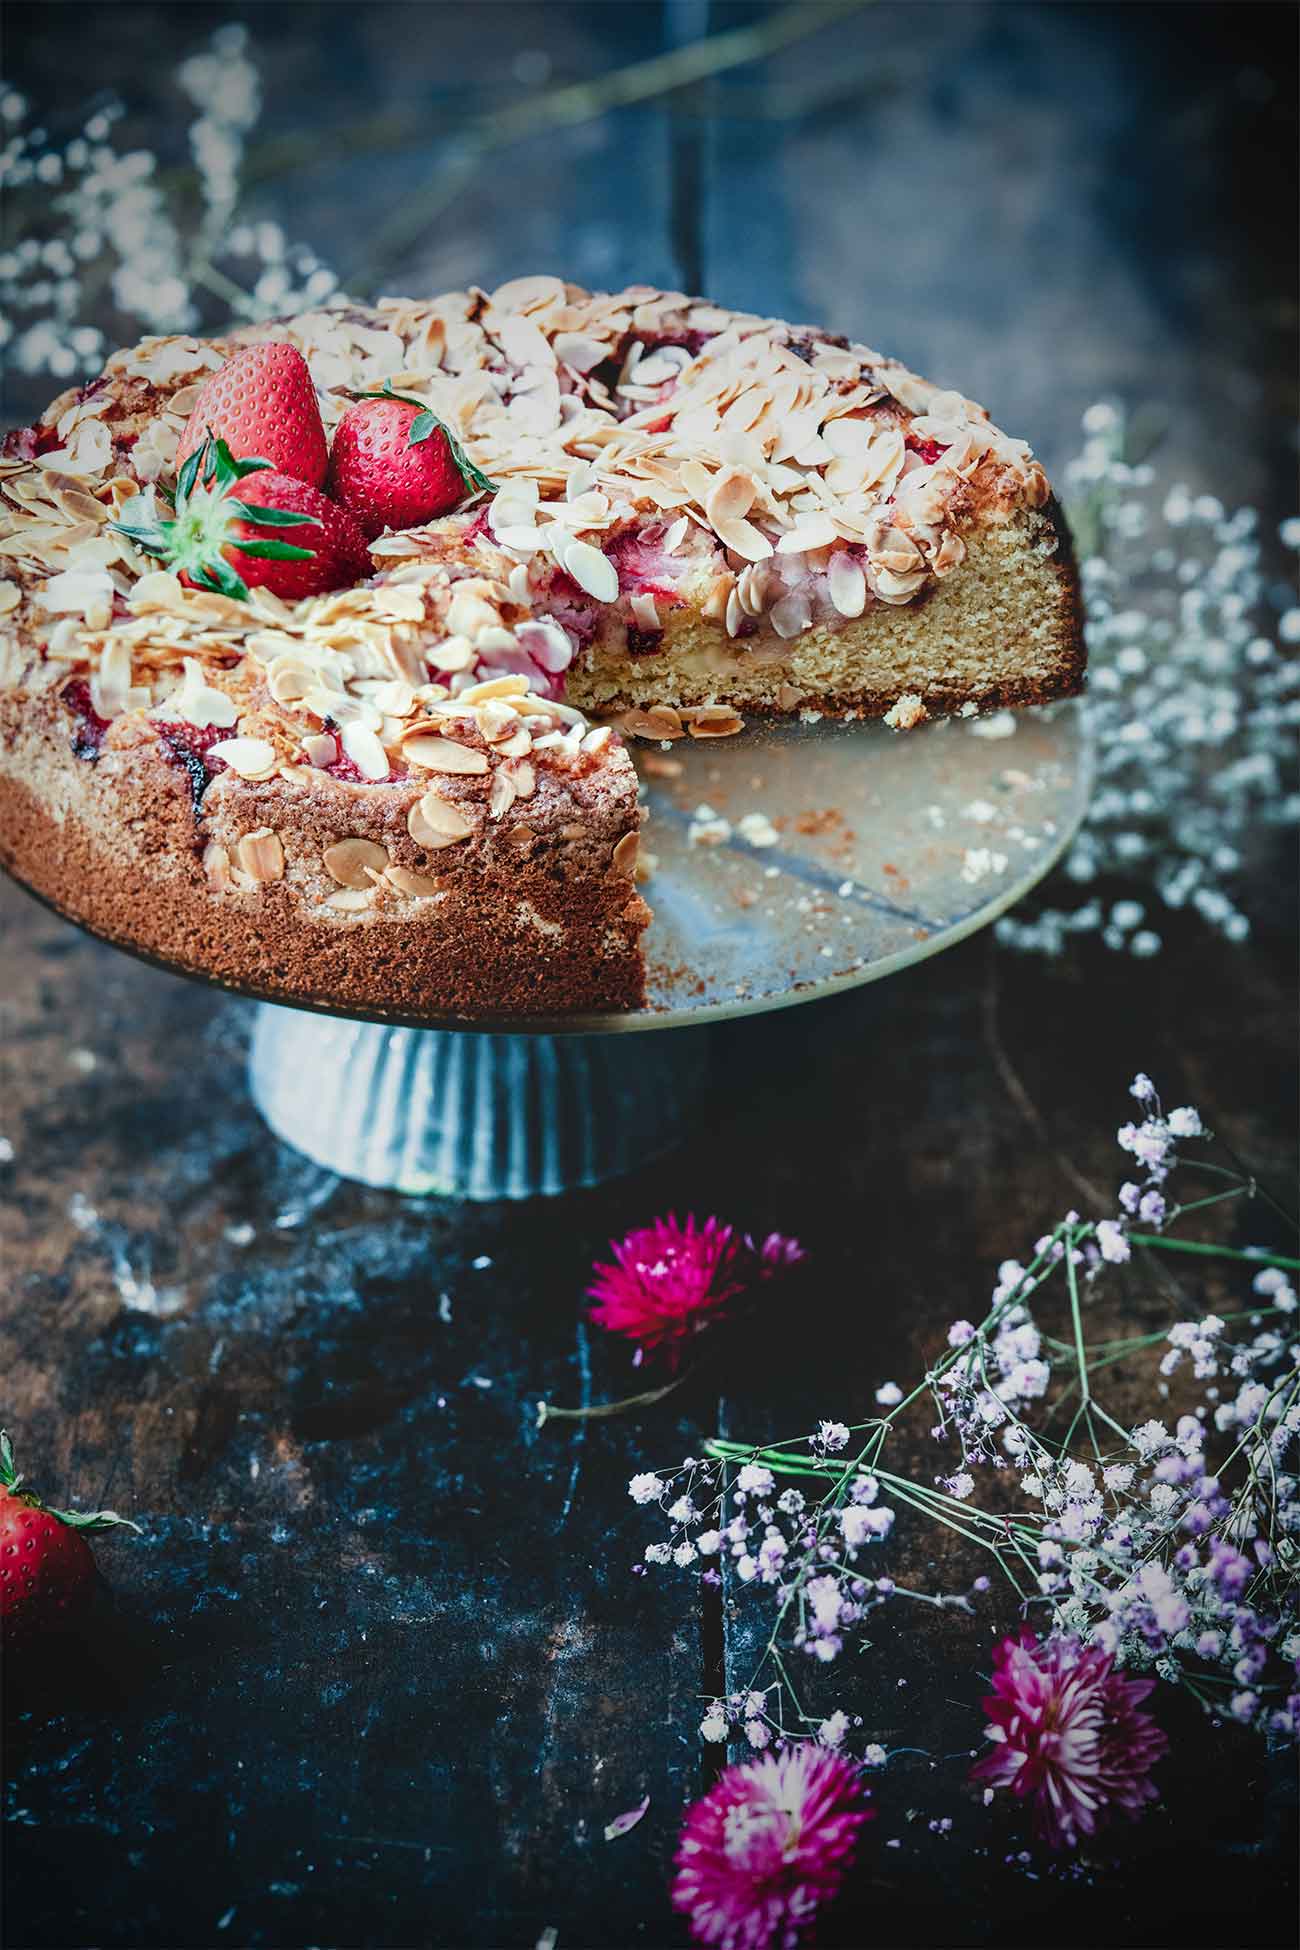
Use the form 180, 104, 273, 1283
0, 280, 1051, 776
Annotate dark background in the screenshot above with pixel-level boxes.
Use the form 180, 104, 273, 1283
1, 4, 1297, 1948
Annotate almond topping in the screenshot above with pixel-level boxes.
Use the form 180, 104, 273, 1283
236, 828, 285, 882
612, 831, 639, 876
324, 887, 372, 913
562, 538, 618, 603
403, 736, 489, 775
457, 674, 530, 704
705, 466, 756, 526
202, 841, 233, 891
385, 865, 445, 898
323, 837, 390, 888
488, 770, 517, 819
505, 760, 536, 799
685, 705, 744, 739
209, 736, 277, 779
408, 789, 474, 845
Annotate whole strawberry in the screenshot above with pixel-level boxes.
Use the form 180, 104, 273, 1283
328, 385, 496, 541
175, 341, 328, 488
114, 434, 371, 603
0, 1429, 140, 1652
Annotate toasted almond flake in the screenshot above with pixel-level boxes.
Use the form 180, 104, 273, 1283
207, 735, 278, 779
236, 828, 285, 883
0, 581, 20, 616
403, 735, 489, 775
712, 516, 773, 563
705, 466, 756, 526
775, 682, 806, 711
770, 589, 812, 639
476, 699, 521, 743
827, 550, 868, 618
662, 516, 689, 553
582, 725, 613, 754
508, 823, 538, 851
488, 770, 517, 819
700, 573, 734, 622
629, 591, 660, 632
385, 865, 445, 898
429, 635, 476, 673
505, 759, 536, 798
447, 589, 501, 640
612, 831, 639, 876
778, 512, 838, 553
324, 887, 373, 913
301, 733, 338, 769
340, 720, 390, 781
686, 705, 744, 739
323, 837, 390, 888
411, 788, 475, 840
458, 673, 530, 704
202, 841, 233, 891
553, 333, 607, 374
495, 727, 533, 759
563, 538, 618, 603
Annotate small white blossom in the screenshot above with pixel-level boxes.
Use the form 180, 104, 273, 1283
629, 1472, 664, 1505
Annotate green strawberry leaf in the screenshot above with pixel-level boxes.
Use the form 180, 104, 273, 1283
47, 1505, 143, 1536
234, 539, 317, 562
197, 557, 252, 603
175, 442, 205, 509
0, 1429, 18, 1490
226, 503, 320, 528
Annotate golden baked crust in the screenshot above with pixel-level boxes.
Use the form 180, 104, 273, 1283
0, 282, 1082, 1018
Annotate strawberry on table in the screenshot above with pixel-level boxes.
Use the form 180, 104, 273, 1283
327, 384, 497, 541
113, 433, 371, 602
175, 341, 329, 488
0, 1429, 140, 1652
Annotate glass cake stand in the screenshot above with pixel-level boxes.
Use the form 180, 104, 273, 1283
242, 703, 1092, 1197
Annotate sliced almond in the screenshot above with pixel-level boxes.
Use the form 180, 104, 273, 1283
236, 828, 285, 883
508, 823, 538, 852
340, 720, 391, 781
209, 735, 277, 779
505, 760, 536, 799
495, 727, 533, 759
324, 887, 372, 913
403, 736, 489, 775
685, 705, 744, 739
457, 673, 530, 705
0, 580, 20, 616
476, 698, 521, 742
385, 865, 445, 898
705, 466, 756, 526
713, 516, 773, 563
562, 538, 618, 603
323, 837, 390, 889
612, 831, 639, 876
488, 770, 517, 819
407, 788, 475, 849
827, 550, 868, 618
202, 841, 234, 891
301, 733, 338, 769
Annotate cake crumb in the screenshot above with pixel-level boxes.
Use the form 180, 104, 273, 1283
884, 693, 927, 731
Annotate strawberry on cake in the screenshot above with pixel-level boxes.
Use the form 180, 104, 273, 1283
0, 279, 1083, 1019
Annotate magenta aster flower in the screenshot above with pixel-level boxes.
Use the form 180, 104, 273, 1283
587, 1213, 804, 1367
672, 1745, 872, 1950
970, 1629, 1166, 1848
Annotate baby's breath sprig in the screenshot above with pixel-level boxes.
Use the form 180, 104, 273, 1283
629, 1075, 1300, 1759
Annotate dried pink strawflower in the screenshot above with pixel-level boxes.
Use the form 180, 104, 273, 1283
672, 1744, 871, 1950
970, 1629, 1166, 1848
587, 1214, 804, 1367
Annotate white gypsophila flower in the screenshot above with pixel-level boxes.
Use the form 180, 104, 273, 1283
862, 1743, 887, 1766
998, 424, 1298, 961
818, 1710, 850, 1747
1096, 1219, 1132, 1264
816, 1420, 851, 1452
629, 1472, 664, 1505
875, 1382, 903, 1407
736, 1463, 775, 1496
699, 1708, 727, 1743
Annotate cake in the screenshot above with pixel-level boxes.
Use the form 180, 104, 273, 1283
0, 280, 1083, 1019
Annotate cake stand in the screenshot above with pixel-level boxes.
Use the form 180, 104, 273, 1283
5, 705, 1089, 1197
242, 704, 1091, 1197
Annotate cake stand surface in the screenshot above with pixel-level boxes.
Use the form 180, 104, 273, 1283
248, 705, 1091, 1197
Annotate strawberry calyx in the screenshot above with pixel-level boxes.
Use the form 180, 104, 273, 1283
111, 430, 321, 602
0, 1429, 142, 1535
347, 383, 498, 501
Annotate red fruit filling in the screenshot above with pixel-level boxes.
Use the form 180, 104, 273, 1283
158, 720, 229, 808
62, 679, 111, 758
626, 625, 664, 658
3, 420, 64, 462
906, 436, 946, 465
605, 524, 682, 604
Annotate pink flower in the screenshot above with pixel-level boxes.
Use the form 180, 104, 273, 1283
970, 1630, 1166, 1848
672, 1745, 872, 1950
587, 1214, 804, 1367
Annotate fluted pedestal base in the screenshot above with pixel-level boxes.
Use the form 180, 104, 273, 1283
248, 1005, 711, 1199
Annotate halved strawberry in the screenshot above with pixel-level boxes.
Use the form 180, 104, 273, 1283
175, 341, 328, 488
113, 434, 370, 603
0, 1428, 140, 1652
327, 384, 496, 541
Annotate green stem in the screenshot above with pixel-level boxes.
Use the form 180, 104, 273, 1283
1130, 1235, 1300, 1271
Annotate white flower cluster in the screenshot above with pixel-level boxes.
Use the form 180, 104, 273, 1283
0, 28, 339, 389
998, 404, 1299, 959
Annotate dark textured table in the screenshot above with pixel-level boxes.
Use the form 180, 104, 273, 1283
2, 6, 1297, 1947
